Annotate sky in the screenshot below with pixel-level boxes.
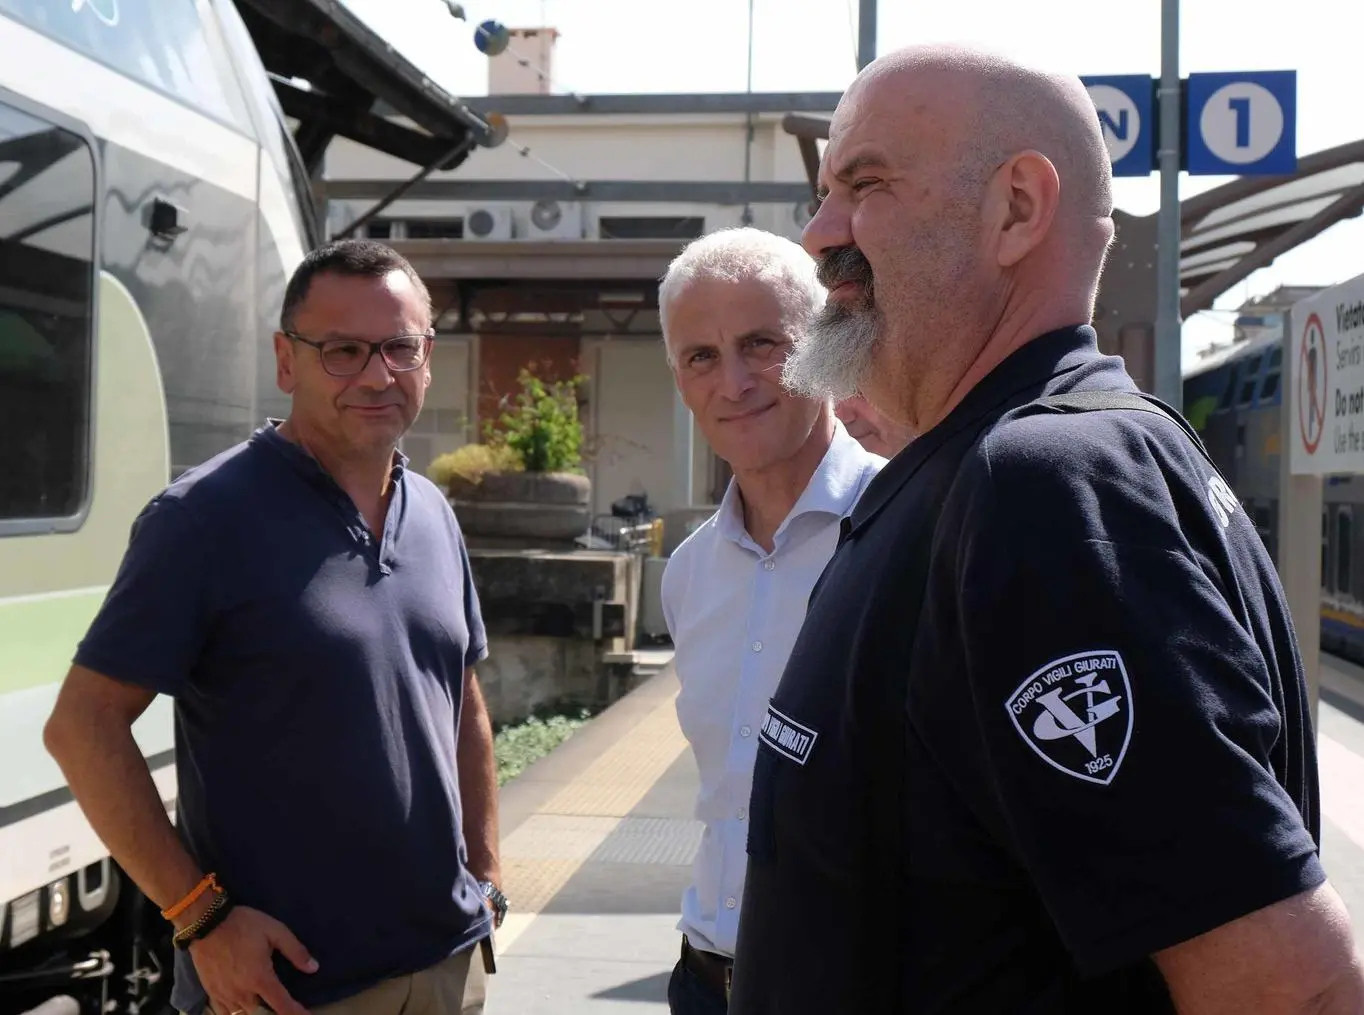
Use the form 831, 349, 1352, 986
344, 0, 1364, 368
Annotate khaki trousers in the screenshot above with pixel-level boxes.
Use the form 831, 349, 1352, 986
243, 940, 490, 1015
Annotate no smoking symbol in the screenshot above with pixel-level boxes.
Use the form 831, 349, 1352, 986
1300, 313, 1327, 455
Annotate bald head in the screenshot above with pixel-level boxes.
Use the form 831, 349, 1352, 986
783, 43, 1118, 432
849, 44, 1114, 262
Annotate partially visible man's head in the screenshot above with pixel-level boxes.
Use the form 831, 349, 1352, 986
785, 43, 1115, 427
275, 239, 433, 460
834, 394, 914, 458
660, 227, 830, 474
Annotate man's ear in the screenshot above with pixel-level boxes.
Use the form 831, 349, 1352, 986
987, 150, 1061, 269
273, 331, 297, 395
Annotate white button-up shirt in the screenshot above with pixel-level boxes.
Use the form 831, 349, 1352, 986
662, 423, 885, 957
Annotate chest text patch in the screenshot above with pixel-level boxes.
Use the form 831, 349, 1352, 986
759, 704, 819, 765
1004, 650, 1133, 786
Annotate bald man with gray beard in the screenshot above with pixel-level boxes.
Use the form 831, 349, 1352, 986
729, 43, 1364, 1015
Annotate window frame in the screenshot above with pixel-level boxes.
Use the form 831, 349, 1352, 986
0, 83, 101, 537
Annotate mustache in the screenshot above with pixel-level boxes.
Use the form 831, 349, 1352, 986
816, 245, 874, 296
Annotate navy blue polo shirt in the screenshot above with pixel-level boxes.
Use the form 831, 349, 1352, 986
74, 421, 492, 1011
730, 326, 1324, 1014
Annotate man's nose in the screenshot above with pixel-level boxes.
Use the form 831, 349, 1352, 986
354, 347, 396, 388
718, 352, 757, 400
802, 195, 852, 262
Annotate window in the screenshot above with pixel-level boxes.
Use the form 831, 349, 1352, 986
406, 219, 465, 239
0, 100, 95, 523
1237, 353, 1262, 407
0, 0, 248, 129
1218, 363, 1240, 410
1338, 508, 1353, 598
598, 216, 706, 240
1323, 508, 1331, 591
1259, 346, 1283, 402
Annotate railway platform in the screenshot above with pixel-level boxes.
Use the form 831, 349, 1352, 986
490, 655, 1364, 1012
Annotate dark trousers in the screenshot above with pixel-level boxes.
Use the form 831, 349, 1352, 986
667, 938, 730, 1015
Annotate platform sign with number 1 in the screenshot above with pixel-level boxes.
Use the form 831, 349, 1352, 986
1186, 70, 1297, 176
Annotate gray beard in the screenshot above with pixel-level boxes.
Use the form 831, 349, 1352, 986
782, 300, 880, 402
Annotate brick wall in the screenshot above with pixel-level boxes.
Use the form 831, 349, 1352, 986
477, 333, 582, 433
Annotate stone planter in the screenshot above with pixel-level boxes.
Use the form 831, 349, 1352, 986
448, 470, 592, 542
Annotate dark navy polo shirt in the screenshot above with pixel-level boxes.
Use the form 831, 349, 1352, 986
730, 326, 1324, 1014
74, 421, 493, 1011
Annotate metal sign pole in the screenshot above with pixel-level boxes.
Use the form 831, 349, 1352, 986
1154, 0, 1183, 411
857, 0, 877, 71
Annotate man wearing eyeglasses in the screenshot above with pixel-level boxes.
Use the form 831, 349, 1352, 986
43, 239, 504, 1015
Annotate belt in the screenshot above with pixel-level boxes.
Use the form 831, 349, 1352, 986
681, 935, 732, 1000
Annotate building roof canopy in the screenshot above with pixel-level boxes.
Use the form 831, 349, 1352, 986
235, 0, 492, 173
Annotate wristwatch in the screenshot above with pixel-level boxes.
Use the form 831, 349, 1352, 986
479, 880, 509, 928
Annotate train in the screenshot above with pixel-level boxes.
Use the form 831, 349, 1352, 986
1181, 318, 1364, 666
0, 2, 485, 1012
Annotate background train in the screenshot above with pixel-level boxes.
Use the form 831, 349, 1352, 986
1182, 324, 1364, 665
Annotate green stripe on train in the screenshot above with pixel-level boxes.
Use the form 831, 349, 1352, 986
0, 589, 107, 694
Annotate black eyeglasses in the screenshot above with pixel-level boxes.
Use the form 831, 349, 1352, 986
285, 331, 433, 377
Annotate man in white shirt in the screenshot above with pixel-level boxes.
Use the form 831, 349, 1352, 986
658, 227, 886, 1014
834, 393, 914, 457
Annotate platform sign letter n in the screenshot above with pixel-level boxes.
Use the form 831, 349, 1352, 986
1081, 75, 1155, 178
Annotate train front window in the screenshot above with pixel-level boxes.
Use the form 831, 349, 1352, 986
1260, 346, 1283, 401
0, 100, 94, 525
1338, 509, 1353, 598
1323, 509, 1331, 591
1237, 353, 1262, 407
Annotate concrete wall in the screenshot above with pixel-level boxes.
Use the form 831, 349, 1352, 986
323, 113, 815, 246
404, 335, 475, 480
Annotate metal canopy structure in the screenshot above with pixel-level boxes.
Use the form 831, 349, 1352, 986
235, 0, 493, 175
1179, 140, 1364, 315
783, 113, 1364, 392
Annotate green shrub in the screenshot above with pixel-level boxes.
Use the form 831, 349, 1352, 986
493, 707, 593, 785
485, 366, 586, 474
427, 441, 524, 488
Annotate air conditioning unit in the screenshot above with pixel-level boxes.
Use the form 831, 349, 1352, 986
464, 204, 514, 240
525, 199, 584, 240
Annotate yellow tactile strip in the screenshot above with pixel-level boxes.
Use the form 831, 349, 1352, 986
495, 688, 688, 953
537, 694, 689, 817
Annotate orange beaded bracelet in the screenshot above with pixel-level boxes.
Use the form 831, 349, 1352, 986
161, 872, 222, 921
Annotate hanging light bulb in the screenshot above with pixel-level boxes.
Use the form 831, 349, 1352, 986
442, 0, 467, 19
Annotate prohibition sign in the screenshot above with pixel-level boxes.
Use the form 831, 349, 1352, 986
1299, 312, 1327, 455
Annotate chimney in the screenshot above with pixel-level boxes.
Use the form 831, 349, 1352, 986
488, 27, 559, 95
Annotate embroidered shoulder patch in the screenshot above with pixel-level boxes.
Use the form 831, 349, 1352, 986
1003, 650, 1133, 786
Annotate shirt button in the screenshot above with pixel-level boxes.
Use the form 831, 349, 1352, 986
763, 559, 775, 571
737, 807, 747, 820
751, 640, 763, 652
740, 724, 752, 737
725, 897, 737, 910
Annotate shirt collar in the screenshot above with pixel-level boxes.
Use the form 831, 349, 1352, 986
715, 420, 883, 548
251, 417, 409, 492
848, 324, 1109, 534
